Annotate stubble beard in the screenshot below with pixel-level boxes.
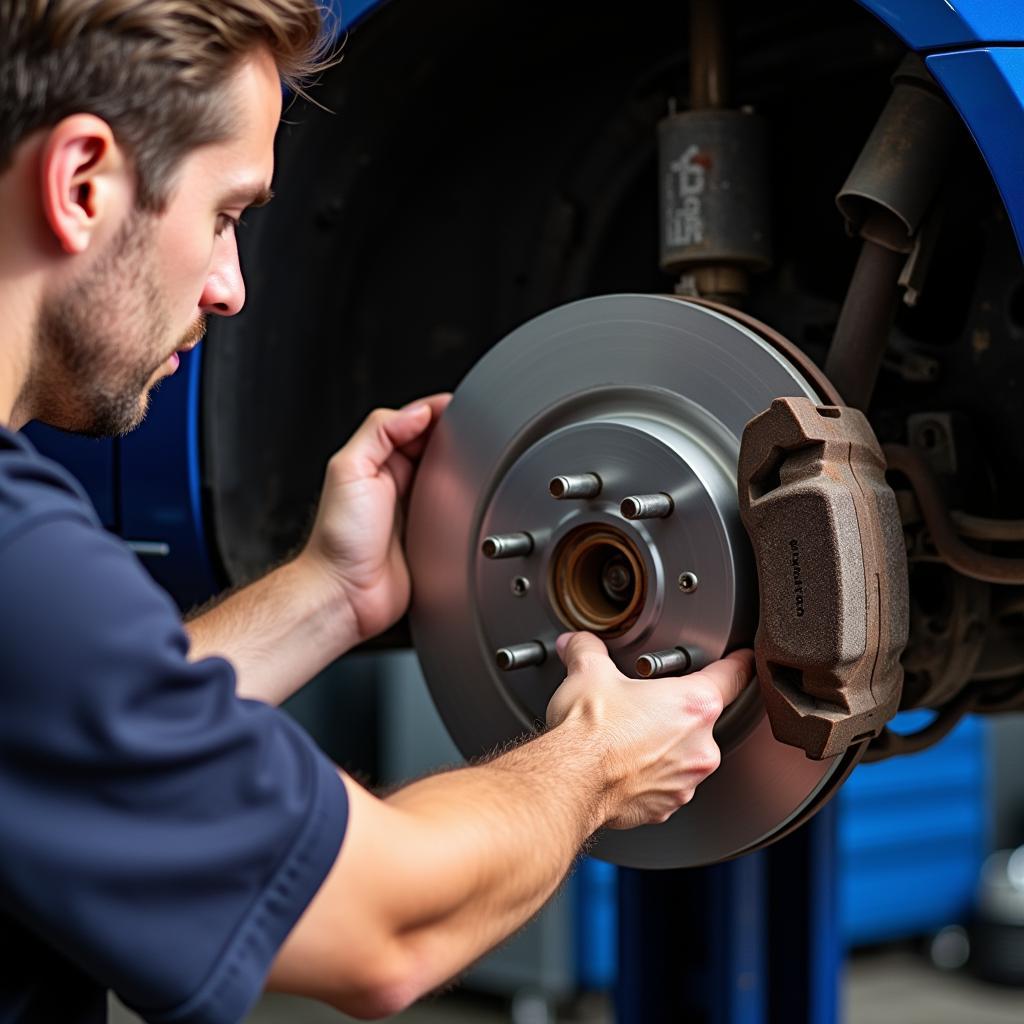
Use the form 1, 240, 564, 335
25, 214, 193, 439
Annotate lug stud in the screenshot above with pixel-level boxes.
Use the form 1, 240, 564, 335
496, 641, 547, 671
549, 473, 602, 500
635, 647, 692, 678
482, 532, 534, 559
621, 493, 674, 520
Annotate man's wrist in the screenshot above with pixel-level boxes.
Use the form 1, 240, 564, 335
287, 549, 363, 658
527, 714, 620, 835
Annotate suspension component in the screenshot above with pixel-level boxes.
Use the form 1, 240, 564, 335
836, 55, 959, 254
738, 397, 909, 759
657, 0, 772, 302
826, 55, 960, 410
884, 444, 1024, 585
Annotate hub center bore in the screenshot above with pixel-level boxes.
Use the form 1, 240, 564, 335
550, 524, 646, 636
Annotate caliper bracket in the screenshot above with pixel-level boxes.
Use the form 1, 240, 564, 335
738, 397, 909, 760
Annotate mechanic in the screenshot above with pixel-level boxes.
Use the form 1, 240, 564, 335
0, 2, 754, 1021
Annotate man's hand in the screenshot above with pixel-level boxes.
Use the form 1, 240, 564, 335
547, 632, 753, 829
186, 394, 450, 705
269, 641, 753, 1015
299, 394, 451, 645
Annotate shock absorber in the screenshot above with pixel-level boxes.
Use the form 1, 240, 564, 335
658, 0, 773, 304
825, 54, 959, 410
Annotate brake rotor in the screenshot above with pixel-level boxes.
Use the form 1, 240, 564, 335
407, 294, 860, 869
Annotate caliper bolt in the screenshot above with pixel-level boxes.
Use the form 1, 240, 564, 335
482, 532, 534, 559
678, 571, 699, 593
511, 576, 530, 597
549, 473, 603, 500
495, 641, 547, 671
621, 493, 674, 520
635, 648, 692, 678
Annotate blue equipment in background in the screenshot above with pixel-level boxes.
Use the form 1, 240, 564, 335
572, 714, 990, 1006
840, 712, 990, 948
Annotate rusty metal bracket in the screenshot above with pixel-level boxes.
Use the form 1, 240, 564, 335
884, 443, 1024, 585
738, 398, 909, 759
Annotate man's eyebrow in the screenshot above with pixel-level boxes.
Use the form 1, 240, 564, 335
220, 185, 275, 209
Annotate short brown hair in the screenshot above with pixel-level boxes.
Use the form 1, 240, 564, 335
0, 0, 333, 210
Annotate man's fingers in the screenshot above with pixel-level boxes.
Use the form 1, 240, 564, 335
555, 637, 753, 701
556, 631, 610, 672
381, 404, 435, 449
334, 405, 435, 482
388, 395, 452, 494
691, 649, 755, 707
397, 394, 452, 460
401, 393, 451, 417
385, 449, 415, 500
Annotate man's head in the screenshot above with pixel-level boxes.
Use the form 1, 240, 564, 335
0, 0, 330, 435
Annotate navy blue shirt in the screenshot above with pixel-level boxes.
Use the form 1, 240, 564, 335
0, 427, 348, 1023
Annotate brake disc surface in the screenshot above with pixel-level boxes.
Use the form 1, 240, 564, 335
407, 294, 856, 868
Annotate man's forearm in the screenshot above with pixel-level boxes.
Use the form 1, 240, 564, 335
270, 636, 748, 1016
185, 555, 359, 705
267, 713, 615, 1015
377, 713, 613, 996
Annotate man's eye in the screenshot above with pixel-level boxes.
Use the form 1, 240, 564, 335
216, 214, 242, 237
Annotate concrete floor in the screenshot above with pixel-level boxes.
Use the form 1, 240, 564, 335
109, 948, 1024, 1023
843, 948, 1024, 1024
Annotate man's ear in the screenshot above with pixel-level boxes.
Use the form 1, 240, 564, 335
39, 114, 132, 255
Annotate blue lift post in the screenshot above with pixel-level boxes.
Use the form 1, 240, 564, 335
616, 805, 839, 1024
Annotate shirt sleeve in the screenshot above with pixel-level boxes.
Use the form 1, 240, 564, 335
0, 513, 349, 1024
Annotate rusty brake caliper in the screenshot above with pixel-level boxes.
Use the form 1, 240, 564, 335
738, 397, 910, 760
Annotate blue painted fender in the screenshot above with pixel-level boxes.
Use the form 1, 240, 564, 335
858, 0, 1024, 49
927, 47, 1024, 260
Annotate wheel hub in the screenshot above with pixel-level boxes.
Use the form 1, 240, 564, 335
407, 294, 857, 868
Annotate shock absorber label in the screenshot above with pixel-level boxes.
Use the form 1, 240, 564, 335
666, 143, 706, 248
657, 110, 773, 273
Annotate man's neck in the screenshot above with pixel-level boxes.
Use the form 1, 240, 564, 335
0, 276, 41, 431
0, 133, 50, 432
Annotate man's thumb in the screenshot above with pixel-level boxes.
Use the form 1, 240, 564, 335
557, 631, 608, 671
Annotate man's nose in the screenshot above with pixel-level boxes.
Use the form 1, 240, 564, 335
200, 243, 246, 317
